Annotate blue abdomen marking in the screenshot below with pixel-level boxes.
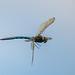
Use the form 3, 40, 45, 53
0, 36, 32, 40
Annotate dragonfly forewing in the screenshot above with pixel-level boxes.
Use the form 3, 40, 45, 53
37, 17, 55, 36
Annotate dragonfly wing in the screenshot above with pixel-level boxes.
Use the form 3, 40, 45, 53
31, 41, 34, 64
37, 17, 55, 36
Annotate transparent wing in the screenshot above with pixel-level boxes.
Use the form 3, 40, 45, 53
31, 41, 34, 65
37, 17, 55, 36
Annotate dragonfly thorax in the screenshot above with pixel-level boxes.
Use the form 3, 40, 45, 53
34, 35, 49, 43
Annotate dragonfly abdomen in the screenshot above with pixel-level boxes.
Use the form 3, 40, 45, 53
0, 36, 32, 40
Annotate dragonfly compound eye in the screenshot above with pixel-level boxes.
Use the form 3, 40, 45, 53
42, 37, 47, 43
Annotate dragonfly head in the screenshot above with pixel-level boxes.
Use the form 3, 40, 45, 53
42, 37, 52, 43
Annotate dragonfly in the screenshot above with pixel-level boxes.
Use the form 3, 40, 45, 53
0, 17, 55, 64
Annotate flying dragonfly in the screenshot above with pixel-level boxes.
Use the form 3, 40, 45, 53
0, 17, 55, 64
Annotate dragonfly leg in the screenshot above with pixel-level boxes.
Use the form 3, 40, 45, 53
35, 42, 41, 47
34, 43, 39, 49
25, 39, 32, 42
